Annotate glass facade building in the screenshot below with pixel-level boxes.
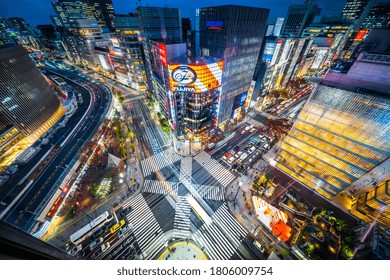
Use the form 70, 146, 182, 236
280, 2, 320, 37
0, 44, 64, 162
275, 84, 390, 199
168, 60, 224, 138
198, 5, 269, 126
136, 6, 183, 95
114, 15, 147, 92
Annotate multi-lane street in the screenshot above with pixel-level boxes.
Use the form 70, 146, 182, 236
0, 67, 112, 233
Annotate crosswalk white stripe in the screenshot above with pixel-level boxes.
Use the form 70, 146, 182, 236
141, 148, 183, 176
194, 152, 235, 187
194, 229, 221, 260
124, 194, 165, 252
207, 224, 235, 256
200, 226, 226, 259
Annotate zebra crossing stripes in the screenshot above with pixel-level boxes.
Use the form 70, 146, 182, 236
125, 194, 166, 252
172, 196, 191, 239
194, 152, 236, 187
193, 222, 237, 260
142, 180, 178, 196
212, 204, 247, 248
164, 147, 182, 163
141, 148, 182, 176
193, 185, 224, 201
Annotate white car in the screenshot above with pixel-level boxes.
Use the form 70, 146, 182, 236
101, 243, 110, 252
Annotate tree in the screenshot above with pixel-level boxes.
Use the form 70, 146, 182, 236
270, 89, 280, 99
279, 89, 289, 99
129, 143, 135, 152
305, 244, 315, 258
127, 131, 135, 140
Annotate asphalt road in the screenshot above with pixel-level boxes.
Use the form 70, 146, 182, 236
1, 67, 112, 233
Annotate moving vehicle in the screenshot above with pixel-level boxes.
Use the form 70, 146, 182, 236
89, 237, 104, 250
109, 219, 125, 234
253, 240, 265, 253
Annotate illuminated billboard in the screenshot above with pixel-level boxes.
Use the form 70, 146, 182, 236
168, 61, 224, 93
354, 29, 368, 41
206, 21, 223, 30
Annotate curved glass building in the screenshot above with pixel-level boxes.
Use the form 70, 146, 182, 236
0, 45, 64, 164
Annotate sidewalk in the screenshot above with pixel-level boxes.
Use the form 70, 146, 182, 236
225, 169, 290, 259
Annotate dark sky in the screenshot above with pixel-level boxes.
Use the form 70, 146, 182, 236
0, 0, 345, 26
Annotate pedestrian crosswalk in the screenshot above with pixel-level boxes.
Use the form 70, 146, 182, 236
212, 204, 247, 248
142, 180, 178, 197
193, 185, 224, 201
194, 152, 236, 187
172, 196, 191, 239
141, 147, 182, 176
124, 194, 166, 253
193, 203, 247, 260
193, 220, 236, 260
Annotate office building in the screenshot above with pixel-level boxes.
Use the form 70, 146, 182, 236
52, 0, 115, 32
362, 2, 390, 30
266, 18, 284, 36
0, 45, 64, 162
113, 15, 147, 91
74, 19, 110, 67
136, 6, 183, 95
198, 5, 269, 128
342, 0, 376, 21
85, 0, 115, 32
0, 18, 17, 46
280, 1, 320, 37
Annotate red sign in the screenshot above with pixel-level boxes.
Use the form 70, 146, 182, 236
157, 43, 167, 66
354, 29, 368, 41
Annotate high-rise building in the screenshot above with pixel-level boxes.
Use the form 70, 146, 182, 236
198, 5, 269, 128
280, 1, 320, 37
114, 14, 147, 92
0, 18, 17, 46
181, 18, 191, 41
74, 19, 110, 67
52, 0, 115, 32
0, 45, 64, 159
136, 6, 183, 95
362, 2, 390, 30
342, 0, 376, 21
266, 18, 284, 36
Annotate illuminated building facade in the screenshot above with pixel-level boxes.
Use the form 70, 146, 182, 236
136, 6, 183, 95
114, 15, 147, 92
362, 2, 390, 30
198, 5, 269, 127
168, 60, 224, 138
275, 84, 390, 199
342, 0, 374, 21
0, 45, 64, 161
74, 19, 110, 67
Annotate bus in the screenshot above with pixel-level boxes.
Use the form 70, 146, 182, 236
109, 219, 125, 234
70, 211, 112, 245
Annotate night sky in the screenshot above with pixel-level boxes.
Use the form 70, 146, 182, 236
0, 0, 344, 26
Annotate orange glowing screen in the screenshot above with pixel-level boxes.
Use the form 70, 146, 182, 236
168, 61, 224, 93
